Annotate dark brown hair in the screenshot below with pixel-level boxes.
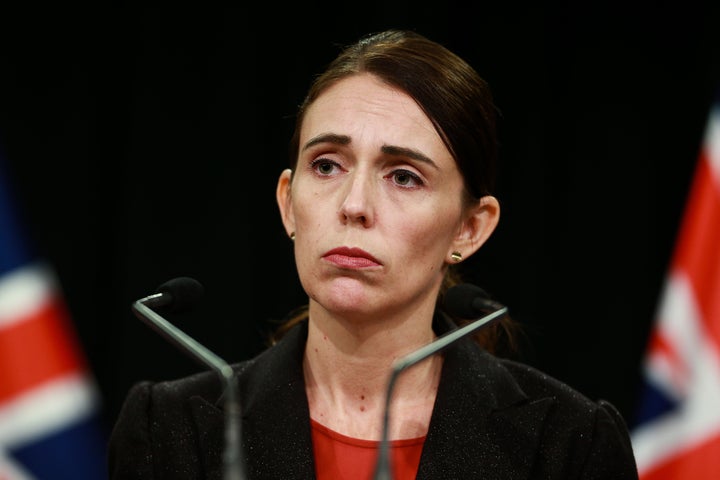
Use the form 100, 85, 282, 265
274, 29, 518, 355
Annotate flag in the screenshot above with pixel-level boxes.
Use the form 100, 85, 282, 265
631, 96, 720, 478
0, 147, 107, 478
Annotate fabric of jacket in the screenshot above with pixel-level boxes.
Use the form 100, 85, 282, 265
108, 313, 639, 479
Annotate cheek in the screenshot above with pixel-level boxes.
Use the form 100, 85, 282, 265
292, 191, 326, 233
290, 192, 331, 270
396, 214, 456, 259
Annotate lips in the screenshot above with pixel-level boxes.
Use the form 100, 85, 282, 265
323, 247, 381, 268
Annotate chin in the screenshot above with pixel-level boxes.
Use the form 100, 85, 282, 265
313, 279, 378, 311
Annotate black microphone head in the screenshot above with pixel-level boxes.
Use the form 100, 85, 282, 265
155, 276, 204, 313
442, 283, 496, 318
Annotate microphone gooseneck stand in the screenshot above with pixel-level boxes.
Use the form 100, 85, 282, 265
132, 285, 245, 480
372, 290, 508, 480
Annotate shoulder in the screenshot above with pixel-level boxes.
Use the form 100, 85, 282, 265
439, 313, 614, 414
490, 355, 629, 428
125, 357, 258, 407
496, 356, 596, 405
108, 359, 259, 478
490, 355, 638, 477
116, 324, 301, 414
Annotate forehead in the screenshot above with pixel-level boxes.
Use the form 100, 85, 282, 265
300, 74, 446, 151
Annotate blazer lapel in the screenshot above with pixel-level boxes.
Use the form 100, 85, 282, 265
189, 395, 226, 479
417, 317, 554, 480
189, 322, 317, 480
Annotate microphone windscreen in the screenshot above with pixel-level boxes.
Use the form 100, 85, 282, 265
156, 276, 205, 313
442, 283, 492, 318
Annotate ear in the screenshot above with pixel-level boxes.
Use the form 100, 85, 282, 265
276, 168, 295, 237
448, 195, 500, 263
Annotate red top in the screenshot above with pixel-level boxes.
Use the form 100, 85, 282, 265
311, 419, 426, 480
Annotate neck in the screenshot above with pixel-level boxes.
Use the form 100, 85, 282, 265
303, 306, 442, 440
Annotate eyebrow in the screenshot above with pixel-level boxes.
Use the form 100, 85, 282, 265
302, 133, 438, 170
302, 133, 351, 151
381, 145, 438, 170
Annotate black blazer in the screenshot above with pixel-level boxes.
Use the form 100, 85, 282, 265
108, 316, 638, 479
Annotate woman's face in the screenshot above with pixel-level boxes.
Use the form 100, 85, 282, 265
277, 74, 497, 321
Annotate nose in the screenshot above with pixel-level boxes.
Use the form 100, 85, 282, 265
338, 172, 374, 227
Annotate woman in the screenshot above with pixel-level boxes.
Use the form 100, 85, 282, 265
109, 29, 638, 479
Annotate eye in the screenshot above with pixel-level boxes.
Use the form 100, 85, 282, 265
390, 169, 424, 187
310, 158, 341, 176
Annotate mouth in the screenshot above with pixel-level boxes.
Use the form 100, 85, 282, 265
322, 247, 382, 268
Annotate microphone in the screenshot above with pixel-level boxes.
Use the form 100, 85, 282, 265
372, 283, 508, 480
442, 282, 506, 316
131, 277, 246, 480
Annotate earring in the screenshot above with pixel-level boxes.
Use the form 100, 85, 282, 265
450, 251, 462, 262
290, 232, 296, 241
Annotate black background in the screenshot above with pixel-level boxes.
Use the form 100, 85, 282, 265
1, 3, 719, 434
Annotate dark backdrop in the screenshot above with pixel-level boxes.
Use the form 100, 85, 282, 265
1, 3, 719, 434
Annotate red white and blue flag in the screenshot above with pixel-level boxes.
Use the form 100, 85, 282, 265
631, 96, 720, 478
0, 150, 107, 478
